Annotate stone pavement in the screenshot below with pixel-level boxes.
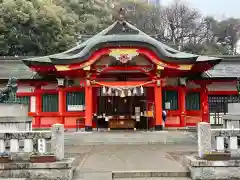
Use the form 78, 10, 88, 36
64, 130, 197, 146
64, 131, 197, 180
68, 144, 196, 180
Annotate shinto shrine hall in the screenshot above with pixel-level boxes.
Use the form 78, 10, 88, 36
1, 19, 240, 131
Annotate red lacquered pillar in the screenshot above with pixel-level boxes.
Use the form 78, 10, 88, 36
85, 81, 93, 131
201, 85, 209, 123
58, 88, 65, 125
154, 82, 163, 130
179, 86, 186, 127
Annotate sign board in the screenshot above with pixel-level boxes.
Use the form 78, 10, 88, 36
38, 139, 46, 154
67, 105, 84, 111
165, 102, 171, 110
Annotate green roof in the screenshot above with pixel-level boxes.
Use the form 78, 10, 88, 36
23, 20, 222, 66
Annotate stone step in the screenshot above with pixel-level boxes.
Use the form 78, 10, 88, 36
64, 131, 197, 146
73, 172, 112, 180
73, 171, 190, 180
114, 178, 191, 180
112, 171, 190, 179
0, 179, 26, 180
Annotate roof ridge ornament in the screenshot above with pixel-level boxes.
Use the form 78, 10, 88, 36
118, 8, 126, 22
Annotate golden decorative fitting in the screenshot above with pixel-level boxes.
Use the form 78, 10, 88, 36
157, 65, 164, 70
55, 65, 69, 71
86, 80, 91, 86
157, 79, 161, 87
83, 66, 91, 71
178, 64, 192, 70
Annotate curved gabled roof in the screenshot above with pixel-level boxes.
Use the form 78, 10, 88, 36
23, 20, 222, 66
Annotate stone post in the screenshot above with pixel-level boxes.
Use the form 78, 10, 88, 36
198, 122, 211, 158
51, 124, 64, 161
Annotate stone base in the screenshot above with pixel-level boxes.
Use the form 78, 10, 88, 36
0, 117, 32, 132
0, 158, 75, 180
85, 126, 92, 131
155, 125, 163, 131
0, 104, 28, 117
186, 155, 240, 180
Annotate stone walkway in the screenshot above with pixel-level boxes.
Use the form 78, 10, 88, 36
65, 131, 197, 146
64, 131, 197, 180
72, 145, 194, 173
67, 144, 196, 180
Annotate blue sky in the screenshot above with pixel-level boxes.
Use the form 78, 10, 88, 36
161, 0, 240, 20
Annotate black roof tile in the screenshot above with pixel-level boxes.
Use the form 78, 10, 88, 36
0, 57, 36, 79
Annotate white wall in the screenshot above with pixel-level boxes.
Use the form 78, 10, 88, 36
42, 83, 58, 90
17, 84, 35, 93
207, 81, 236, 91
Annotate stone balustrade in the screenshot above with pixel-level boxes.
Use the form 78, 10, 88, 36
0, 124, 73, 180
211, 129, 240, 155
186, 122, 240, 180
0, 124, 64, 161
0, 104, 32, 132
222, 114, 240, 129
198, 122, 240, 157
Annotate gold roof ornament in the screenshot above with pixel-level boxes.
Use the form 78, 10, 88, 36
83, 66, 91, 71
178, 64, 193, 70
118, 8, 126, 22
157, 65, 164, 70
55, 65, 69, 71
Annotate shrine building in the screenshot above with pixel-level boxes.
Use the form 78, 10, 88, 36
1, 20, 240, 131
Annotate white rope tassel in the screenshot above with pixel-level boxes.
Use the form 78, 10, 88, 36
120, 90, 125, 98
107, 87, 112, 96
127, 89, 132, 96
102, 86, 106, 95
133, 87, 137, 95
140, 86, 144, 94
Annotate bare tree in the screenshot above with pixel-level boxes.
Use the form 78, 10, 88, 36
161, 1, 203, 49
115, 0, 165, 36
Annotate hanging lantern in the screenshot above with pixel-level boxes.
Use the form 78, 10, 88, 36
120, 90, 125, 98
133, 87, 137, 95
140, 86, 144, 94
127, 89, 132, 96
102, 86, 106, 95
107, 87, 112, 96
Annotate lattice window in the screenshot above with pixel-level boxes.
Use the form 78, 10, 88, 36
42, 94, 58, 112
208, 95, 228, 113
208, 95, 240, 113
66, 92, 85, 111
162, 90, 178, 110
186, 92, 200, 110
